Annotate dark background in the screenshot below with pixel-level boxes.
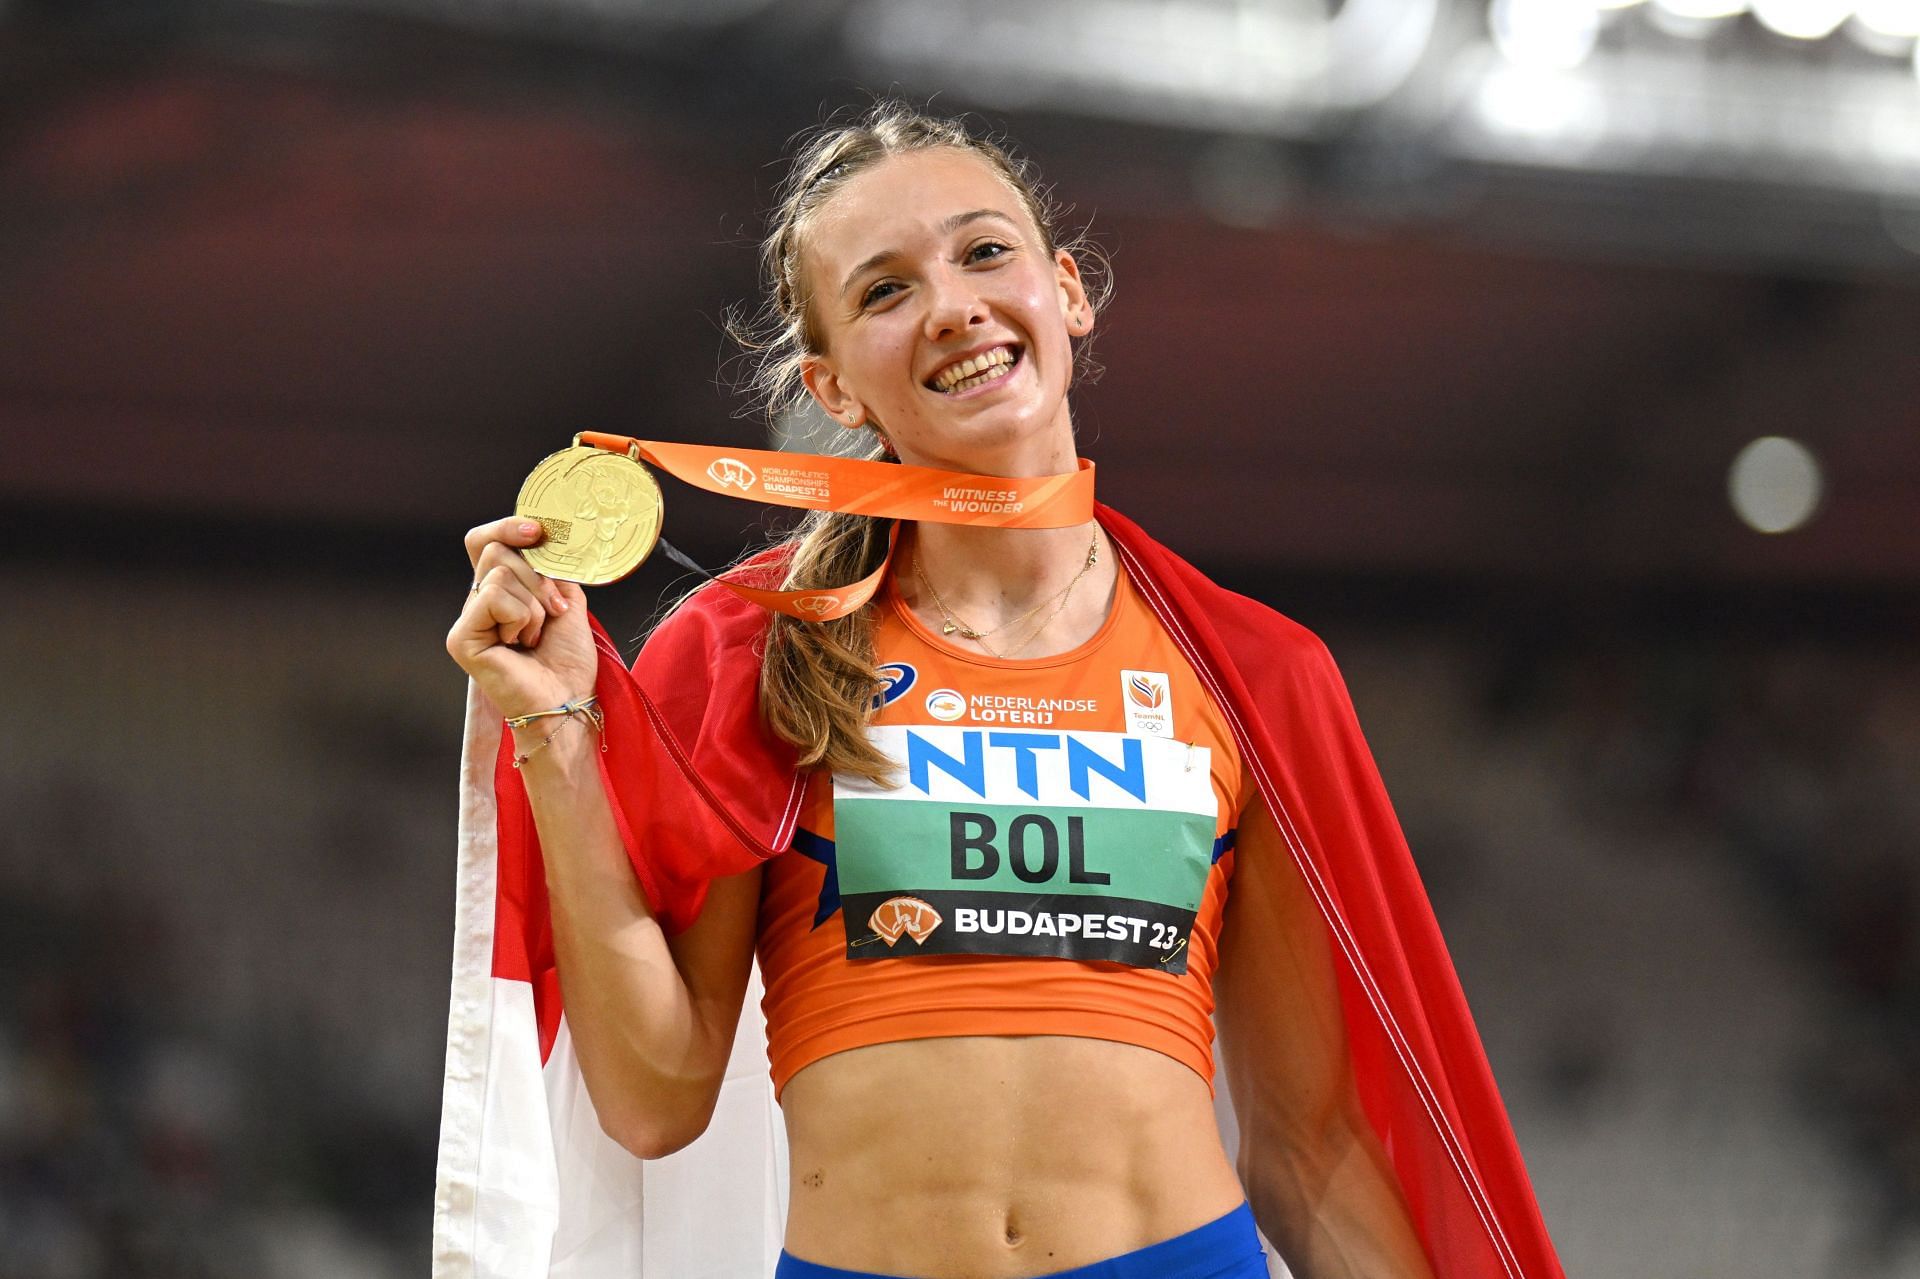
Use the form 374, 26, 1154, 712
2, 1, 1917, 1275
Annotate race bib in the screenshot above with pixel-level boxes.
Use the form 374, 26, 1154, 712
833, 725, 1216, 973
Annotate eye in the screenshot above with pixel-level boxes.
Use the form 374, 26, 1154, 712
966, 240, 1011, 264
860, 279, 903, 309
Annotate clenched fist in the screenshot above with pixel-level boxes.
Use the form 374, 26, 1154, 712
446, 517, 598, 722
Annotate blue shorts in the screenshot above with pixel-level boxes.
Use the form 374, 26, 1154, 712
774, 1201, 1267, 1279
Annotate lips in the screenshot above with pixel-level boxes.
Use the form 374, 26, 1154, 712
927, 343, 1022, 394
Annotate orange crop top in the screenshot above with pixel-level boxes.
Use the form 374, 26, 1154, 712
755, 564, 1253, 1097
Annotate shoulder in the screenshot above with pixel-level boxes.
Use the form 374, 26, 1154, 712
632, 544, 794, 676
627, 543, 800, 781
1099, 504, 1335, 679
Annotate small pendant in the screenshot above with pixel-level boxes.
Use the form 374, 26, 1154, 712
942, 621, 959, 635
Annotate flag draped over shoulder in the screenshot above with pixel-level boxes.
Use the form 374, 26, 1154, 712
1103, 508, 1562, 1278
431, 577, 800, 1279
432, 506, 1564, 1279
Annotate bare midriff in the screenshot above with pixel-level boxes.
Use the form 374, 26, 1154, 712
779, 1034, 1246, 1279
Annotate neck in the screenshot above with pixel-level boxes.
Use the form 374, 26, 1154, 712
890, 425, 1115, 656
907, 429, 1092, 593
902, 514, 1114, 660
910, 519, 1097, 598
892, 417, 1089, 583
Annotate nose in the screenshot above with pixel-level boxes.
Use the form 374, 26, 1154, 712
921, 263, 989, 341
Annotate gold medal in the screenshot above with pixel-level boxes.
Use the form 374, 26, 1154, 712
514, 438, 663, 585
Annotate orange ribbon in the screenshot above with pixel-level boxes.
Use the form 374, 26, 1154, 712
578, 433, 1095, 526
576, 432, 1097, 622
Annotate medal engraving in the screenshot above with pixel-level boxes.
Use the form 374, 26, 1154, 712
514, 445, 663, 585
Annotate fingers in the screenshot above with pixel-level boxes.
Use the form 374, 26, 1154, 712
448, 580, 511, 670
447, 571, 529, 669
474, 542, 571, 616
464, 517, 546, 572
488, 565, 551, 647
445, 566, 548, 665
465, 517, 570, 615
449, 517, 586, 687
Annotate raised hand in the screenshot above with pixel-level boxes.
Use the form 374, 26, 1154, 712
446, 517, 599, 721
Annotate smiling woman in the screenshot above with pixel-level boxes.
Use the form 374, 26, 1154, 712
724, 111, 1117, 791
442, 101, 1566, 1279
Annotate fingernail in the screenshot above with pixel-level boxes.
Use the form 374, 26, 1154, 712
518, 521, 540, 536
553, 595, 569, 613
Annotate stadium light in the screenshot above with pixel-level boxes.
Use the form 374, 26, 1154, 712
1648, 0, 1746, 37
1473, 63, 1610, 151
1856, 0, 1920, 36
1490, 0, 1602, 71
1653, 0, 1749, 18
1729, 437, 1823, 534
1752, 0, 1853, 39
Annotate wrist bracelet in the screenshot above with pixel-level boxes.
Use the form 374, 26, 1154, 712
506, 695, 606, 769
504, 695, 600, 730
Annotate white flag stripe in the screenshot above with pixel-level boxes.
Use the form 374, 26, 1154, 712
436, 681, 791, 1279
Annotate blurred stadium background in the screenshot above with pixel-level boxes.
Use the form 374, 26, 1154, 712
2, 0, 1917, 1275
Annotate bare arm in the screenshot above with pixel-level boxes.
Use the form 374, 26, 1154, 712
1215, 798, 1436, 1279
449, 516, 761, 1159
519, 727, 761, 1158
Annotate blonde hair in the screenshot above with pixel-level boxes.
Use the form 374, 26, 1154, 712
728, 101, 1110, 784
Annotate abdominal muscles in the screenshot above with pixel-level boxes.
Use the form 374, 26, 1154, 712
779, 1035, 1246, 1279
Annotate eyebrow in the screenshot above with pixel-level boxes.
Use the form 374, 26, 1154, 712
839, 208, 1021, 299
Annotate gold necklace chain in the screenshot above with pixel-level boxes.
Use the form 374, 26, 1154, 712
914, 530, 1100, 660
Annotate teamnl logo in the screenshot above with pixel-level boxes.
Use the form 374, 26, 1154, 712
706, 457, 757, 491
1121, 670, 1172, 737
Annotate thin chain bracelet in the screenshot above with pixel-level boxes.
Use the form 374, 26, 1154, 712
506, 696, 606, 769
504, 694, 600, 730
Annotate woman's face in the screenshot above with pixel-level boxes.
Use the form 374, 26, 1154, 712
797, 148, 1091, 475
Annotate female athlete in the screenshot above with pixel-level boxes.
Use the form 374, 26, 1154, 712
446, 104, 1560, 1279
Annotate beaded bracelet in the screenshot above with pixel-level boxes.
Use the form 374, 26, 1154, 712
505, 695, 606, 769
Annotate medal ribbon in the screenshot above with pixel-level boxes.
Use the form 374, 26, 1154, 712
578, 432, 1094, 526
575, 432, 1096, 622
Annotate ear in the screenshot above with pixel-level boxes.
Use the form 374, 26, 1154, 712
801, 354, 869, 429
1054, 249, 1093, 337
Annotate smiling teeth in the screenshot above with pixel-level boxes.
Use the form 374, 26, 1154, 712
935, 347, 1015, 392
